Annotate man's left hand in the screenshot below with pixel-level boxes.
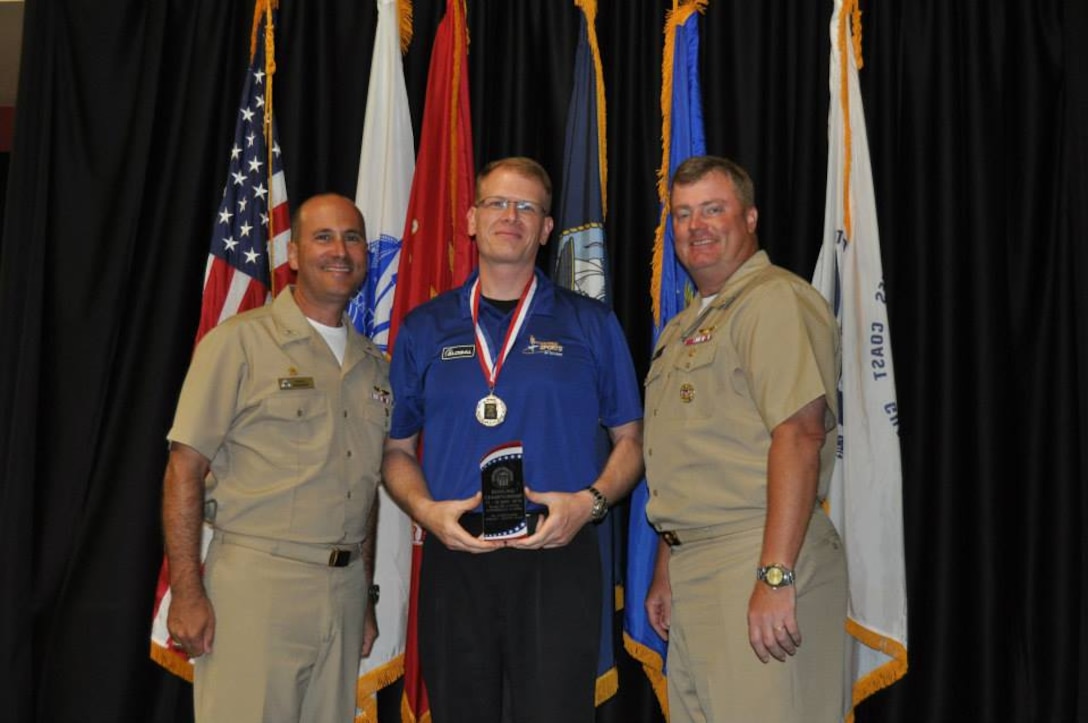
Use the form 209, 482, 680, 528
747, 581, 801, 663
505, 486, 593, 550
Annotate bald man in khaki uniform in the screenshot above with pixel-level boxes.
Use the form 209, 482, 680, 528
643, 157, 847, 723
163, 194, 391, 722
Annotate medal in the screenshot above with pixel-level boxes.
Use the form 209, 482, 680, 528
471, 275, 538, 427
475, 393, 508, 426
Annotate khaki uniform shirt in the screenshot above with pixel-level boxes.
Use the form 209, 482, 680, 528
644, 251, 839, 531
168, 288, 391, 544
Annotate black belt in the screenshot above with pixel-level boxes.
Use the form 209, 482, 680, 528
659, 522, 737, 547
458, 511, 546, 537
215, 530, 361, 567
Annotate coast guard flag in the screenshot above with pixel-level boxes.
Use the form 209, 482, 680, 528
149, 4, 293, 680
347, 0, 415, 720
623, 0, 704, 715
550, 0, 619, 705
811, 0, 908, 718
392, 1, 477, 720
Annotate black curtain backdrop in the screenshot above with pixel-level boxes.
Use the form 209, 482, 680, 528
1, 1, 1086, 721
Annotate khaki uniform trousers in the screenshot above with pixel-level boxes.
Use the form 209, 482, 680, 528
666, 511, 847, 723
194, 536, 365, 723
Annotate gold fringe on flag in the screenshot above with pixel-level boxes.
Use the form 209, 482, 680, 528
397, 0, 414, 54
401, 697, 433, 723
446, 0, 469, 276
837, 0, 853, 242
623, 629, 670, 720
837, 0, 865, 245
649, 0, 706, 327
845, 618, 908, 718
574, 0, 608, 217
149, 642, 195, 682
354, 655, 407, 723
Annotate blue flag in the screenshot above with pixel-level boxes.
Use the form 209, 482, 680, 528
624, 1, 706, 715
551, 1, 619, 705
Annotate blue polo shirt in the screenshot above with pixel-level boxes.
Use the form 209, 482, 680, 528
389, 269, 642, 503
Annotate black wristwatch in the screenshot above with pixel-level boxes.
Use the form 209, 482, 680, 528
368, 584, 381, 605
585, 485, 609, 522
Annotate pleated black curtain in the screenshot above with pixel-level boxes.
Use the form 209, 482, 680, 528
1, 1, 1086, 721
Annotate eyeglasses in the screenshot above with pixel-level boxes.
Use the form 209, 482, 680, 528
475, 196, 547, 217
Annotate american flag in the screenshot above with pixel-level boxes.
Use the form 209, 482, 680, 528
149, 11, 292, 678
195, 34, 292, 345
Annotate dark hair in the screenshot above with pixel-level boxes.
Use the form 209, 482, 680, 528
671, 155, 755, 209
476, 156, 553, 213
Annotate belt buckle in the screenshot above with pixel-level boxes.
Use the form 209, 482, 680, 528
328, 549, 351, 567
662, 530, 681, 547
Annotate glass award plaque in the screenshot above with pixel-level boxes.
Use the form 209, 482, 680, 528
479, 442, 527, 539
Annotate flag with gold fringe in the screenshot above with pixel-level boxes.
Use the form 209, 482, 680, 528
391, 1, 477, 721
149, 0, 294, 681
550, 0, 620, 706
347, 1, 415, 720
623, 1, 705, 717
811, 0, 908, 719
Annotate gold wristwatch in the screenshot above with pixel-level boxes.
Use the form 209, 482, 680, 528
756, 563, 795, 589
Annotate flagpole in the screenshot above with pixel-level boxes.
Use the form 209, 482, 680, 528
262, 0, 279, 296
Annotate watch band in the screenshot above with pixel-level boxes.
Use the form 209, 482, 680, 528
585, 485, 609, 522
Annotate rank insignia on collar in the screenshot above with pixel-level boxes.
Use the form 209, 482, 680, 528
680, 383, 695, 403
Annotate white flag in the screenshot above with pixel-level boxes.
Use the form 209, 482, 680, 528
812, 0, 908, 717
350, 0, 414, 720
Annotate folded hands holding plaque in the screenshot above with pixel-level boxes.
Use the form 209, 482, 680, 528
480, 442, 528, 539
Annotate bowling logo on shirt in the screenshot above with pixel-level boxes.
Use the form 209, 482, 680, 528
522, 335, 564, 357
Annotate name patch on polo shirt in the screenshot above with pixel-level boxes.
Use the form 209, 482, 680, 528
441, 345, 476, 360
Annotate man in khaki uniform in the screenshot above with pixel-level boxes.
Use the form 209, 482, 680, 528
162, 194, 391, 722
643, 156, 846, 722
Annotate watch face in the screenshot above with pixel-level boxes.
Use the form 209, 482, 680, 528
765, 566, 785, 586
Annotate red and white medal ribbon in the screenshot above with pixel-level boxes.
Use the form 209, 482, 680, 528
470, 274, 537, 425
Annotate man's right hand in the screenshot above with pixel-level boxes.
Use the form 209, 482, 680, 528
167, 590, 216, 658
646, 538, 672, 641
417, 492, 505, 553
646, 576, 672, 641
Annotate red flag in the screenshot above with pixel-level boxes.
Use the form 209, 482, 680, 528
391, 1, 476, 720
388, 0, 475, 352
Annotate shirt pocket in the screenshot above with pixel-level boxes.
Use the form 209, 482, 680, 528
260, 391, 330, 470
347, 398, 389, 467
664, 342, 720, 421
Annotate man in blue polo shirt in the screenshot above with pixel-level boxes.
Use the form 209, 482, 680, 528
383, 157, 644, 722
